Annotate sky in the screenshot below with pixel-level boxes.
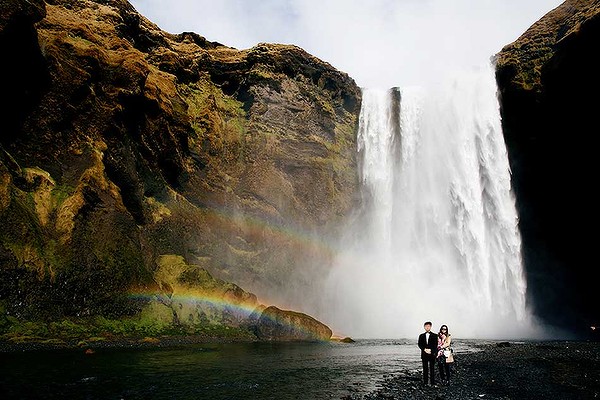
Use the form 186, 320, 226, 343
129, 0, 563, 88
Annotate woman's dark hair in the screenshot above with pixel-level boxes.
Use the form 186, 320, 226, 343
439, 325, 449, 336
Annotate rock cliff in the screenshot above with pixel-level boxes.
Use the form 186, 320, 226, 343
0, 0, 360, 337
495, 0, 600, 333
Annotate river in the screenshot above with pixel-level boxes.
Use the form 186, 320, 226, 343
0, 339, 487, 399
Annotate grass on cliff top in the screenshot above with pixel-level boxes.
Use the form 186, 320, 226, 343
496, 1, 600, 91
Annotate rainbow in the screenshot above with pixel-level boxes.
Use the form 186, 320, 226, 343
128, 290, 332, 340
129, 290, 261, 317
127, 199, 343, 338
194, 200, 340, 260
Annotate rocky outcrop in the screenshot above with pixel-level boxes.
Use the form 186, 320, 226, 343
0, 0, 360, 327
254, 306, 332, 341
331, 336, 355, 343
142, 255, 260, 329
495, 0, 600, 333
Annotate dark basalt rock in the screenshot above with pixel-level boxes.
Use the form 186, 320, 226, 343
0, 0, 49, 142
495, 0, 600, 335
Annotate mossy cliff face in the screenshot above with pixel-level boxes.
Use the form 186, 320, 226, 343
0, 0, 360, 334
495, 0, 600, 332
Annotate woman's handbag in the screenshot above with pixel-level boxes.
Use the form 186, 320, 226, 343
445, 348, 454, 363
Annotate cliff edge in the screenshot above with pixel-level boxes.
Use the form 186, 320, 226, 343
496, 0, 600, 333
0, 0, 359, 339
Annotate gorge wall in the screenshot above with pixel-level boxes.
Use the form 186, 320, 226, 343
3, 0, 599, 340
0, 0, 360, 332
496, 0, 600, 334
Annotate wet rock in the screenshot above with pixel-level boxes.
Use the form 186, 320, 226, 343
254, 306, 332, 341
332, 336, 356, 343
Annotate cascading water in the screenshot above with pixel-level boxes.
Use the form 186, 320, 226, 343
325, 64, 534, 338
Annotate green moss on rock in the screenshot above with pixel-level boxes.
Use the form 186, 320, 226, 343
0, 0, 361, 342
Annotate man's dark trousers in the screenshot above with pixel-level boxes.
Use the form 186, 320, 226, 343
418, 331, 438, 385
422, 358, 435, 385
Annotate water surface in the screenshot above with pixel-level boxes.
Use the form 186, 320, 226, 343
0, 339, 482, 399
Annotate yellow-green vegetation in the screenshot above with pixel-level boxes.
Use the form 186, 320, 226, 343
148, 255, 258, 328
247, 65, 284, 93
1, 184, 53, 276
50, 184, 75, 209
248, 65, 278, 82
181, 77, 247, 164
1, 0, 361, 341
65, 32, 98, 48
0, 253, 264, 345
156, 254, 251, 295
496, 0, 600, 92
0, 313, 256, 344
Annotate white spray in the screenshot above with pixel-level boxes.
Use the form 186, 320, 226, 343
324, 64, 534, 338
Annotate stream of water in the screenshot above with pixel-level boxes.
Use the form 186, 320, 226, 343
0, 339, 486, 399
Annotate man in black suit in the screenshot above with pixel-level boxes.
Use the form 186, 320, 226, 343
418, 321, 438, 385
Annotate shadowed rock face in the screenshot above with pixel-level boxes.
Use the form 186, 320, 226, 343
254, 306, 333, 341
496, 0, 600, 334
0, 0, 360, 323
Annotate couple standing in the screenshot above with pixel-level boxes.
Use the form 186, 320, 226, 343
418, 321, 454, 386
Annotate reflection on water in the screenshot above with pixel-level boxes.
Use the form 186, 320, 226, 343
0, 339, 483, 399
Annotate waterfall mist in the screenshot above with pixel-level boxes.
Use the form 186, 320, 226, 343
323, 64, 536, 339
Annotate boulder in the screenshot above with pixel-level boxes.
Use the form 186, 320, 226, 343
254, 306, 332, 341
331, 336, 355, 343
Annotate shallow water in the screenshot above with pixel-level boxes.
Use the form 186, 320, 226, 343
0, 339, 483, 399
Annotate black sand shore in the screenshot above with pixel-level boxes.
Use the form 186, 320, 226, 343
361, 341, 600, 400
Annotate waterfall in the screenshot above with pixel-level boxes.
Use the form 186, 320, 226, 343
325, 65, 533, 338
